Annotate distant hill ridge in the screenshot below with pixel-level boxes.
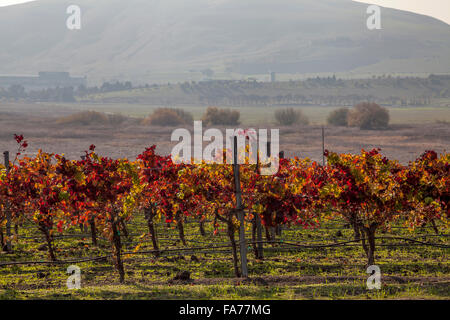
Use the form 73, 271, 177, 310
0, 0, 449, 83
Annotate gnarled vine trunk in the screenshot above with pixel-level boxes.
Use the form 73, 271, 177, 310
252, 219, 258, 258
199, 220, 206, 237
352, 222, 369, 257
227, 219, 240, 278
216, 210, 240, 277
40, 224, 56, 262
175, 211, 186, 246
362, 224, 377, 266
431, 220, 439, 235
119, 218, 129, 239
111, 217, 125, 283
144, 206, 159, 257
265, 226, 277, 247
251, 215, 264, 259
89, 219, 97, 246
0, 227, 5, 251
352, 222, 361, 241
265, 226, 272, 243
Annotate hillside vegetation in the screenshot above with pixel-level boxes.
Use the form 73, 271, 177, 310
0, 0, 449, 83
79, 75, 450, 107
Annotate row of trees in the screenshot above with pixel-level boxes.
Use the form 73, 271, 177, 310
2, 75, 447, 105
0, 81, 140, 102
179, 75, 450, 94
0, 135, 448, 282
160, 75, 448, 106
197, 93, 395, 107
0, 85, 75, 102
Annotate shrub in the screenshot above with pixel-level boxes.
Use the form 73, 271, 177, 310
274, 108, 309, 126
172, 108, 194, 124
55, 111, 127, 126
347, 102, 390, 129
143, 108, 193, 126
327, 108, 349, 126
202, 107, 240, 126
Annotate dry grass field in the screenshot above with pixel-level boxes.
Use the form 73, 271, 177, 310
0, 102, 448, 163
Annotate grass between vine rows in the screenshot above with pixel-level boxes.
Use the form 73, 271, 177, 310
0, 213, 448, 300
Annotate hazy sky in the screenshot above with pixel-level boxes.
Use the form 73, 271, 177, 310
0, 0, 449, 25
354, 0, 450, 25
0, 0, 34, 6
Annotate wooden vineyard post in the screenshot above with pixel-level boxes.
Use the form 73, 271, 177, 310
80, 155, 89, 233
275, 150, 285, 237
233, 136, 248, 277
3, 151, 12, 253
254, 142, 264, 259
266, 142, 277, 239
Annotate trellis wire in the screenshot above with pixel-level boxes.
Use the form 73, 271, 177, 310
1, 234, 448, 267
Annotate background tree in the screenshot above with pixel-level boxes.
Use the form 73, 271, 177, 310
347, 102, 389, 129
327, 108, 349, 126
274, 108, 309, 126
143, 108, 193, 126
202, 107, 240, 126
